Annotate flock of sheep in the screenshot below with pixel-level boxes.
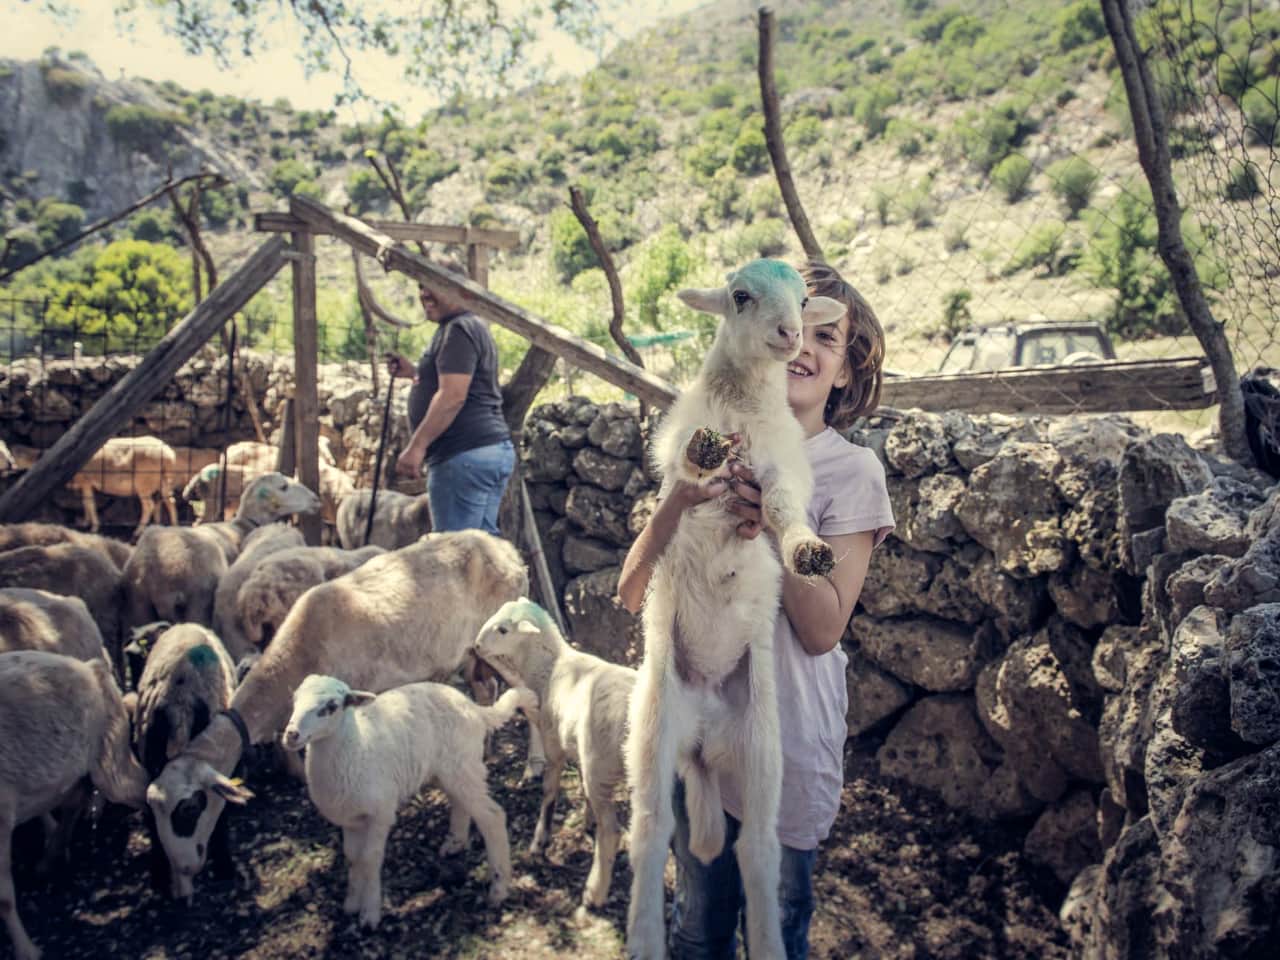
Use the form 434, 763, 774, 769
0, 471, 635, 960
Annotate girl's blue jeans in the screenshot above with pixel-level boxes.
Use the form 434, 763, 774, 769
426, 438, 515, 535
669, 780, 818, 960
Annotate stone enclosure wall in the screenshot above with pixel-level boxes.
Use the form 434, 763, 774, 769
522, 398, 1280, 959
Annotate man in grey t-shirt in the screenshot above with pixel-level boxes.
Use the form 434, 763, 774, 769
388, 280, 514, 534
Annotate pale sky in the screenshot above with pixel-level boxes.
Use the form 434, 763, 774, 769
3, 0, 701, 122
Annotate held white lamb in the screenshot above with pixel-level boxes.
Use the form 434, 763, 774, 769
625, 259, 844, 960
474, 598, 636, 908
145, 530, 530, 895
0, 650, 148, 960
123, 472, 320, 629
274, 674, 535, 927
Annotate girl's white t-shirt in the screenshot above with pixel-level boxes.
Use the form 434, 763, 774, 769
719, 426, 895, 850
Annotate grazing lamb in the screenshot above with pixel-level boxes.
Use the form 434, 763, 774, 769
210, 523, 306, 661
625, 260, 844, 960
474, 598, 636, 908
277, 674, 534, 927
146, 529, 530, 894
123, 472, 320, 630
0, 521, 133, 570
235, 544, 385, 652
133, 623, 239, 899
181, 462, 259, 523
0, 543, 126, 666
336, 488, 432, 550
69, 436, 179, 537
0, 650, 148, 960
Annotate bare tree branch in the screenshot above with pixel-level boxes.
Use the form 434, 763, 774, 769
0, 170, 225, 282
568, 185, 644, 371
757, 6, 824, 262
1100, 0, 1249, 465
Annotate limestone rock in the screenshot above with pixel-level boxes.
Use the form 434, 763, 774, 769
1165, 554, 1233, 634
1117, 434, 1213, 575
1204, 527, 1280, 612
522, 418, 572, 482
572, 447, 634, 492
562, 535, 622, 575
1165, 476, 1266, 558
976, 617, 1105, 803
1167, 605, 1241, 761
562, 567, 643, 666
1024, 789, 1102, 886
956, 442, 1073, 577
845, 646, 913, 736
850, 614, 1001, 692
883, 411, 952, 478
876, 694, 1036, 819
1048, 564, 1121, 630
860, 539, 943, 619
1224, 603, 1280, 746
564, 484, 633, 546
945, 411, 1046, 471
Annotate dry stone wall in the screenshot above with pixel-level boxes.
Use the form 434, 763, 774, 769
522, 399, 1280, 957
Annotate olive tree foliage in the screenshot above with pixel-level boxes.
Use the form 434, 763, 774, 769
107, 0, 613, 102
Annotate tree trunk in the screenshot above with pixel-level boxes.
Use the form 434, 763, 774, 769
1100, 0, 1249, 464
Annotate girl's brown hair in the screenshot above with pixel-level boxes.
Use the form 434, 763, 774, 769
800, 260, 886, 428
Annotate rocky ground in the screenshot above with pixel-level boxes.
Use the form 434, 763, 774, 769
14, 724, 1069, 960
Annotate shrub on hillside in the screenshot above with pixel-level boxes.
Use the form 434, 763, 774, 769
1056, 1, 1106, 52
550, 206, 597, 282
626, 225, 692, 329
1003, 221, 1065, 276
730, 125, 769, 175
484, 155, 534, 198
787, 115, 825, 149
346, 168, 386, 214
40, 65, 89, 106
940, 289, 973, 339
1047, 156, 1099, 217
130, 209, 180, 244
1242, 79, 1280, 145
991, 153, 1034, 203
856, 84, 897, 139
35, 200, 84, 248
404, 148, 460, 205
897, 182, 936, 228
1083, 189, 1184, 338
270, 158, 316, 197
105, 104, 186, 152
1224, 161, 1261, 201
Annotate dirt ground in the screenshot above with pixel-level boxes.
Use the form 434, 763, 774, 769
13, 726, 1070, 960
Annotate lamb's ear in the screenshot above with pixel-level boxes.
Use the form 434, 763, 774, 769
802, 295, 847, 327
344, 690, 376, 709
516, 619, 541, 634
677, 287, 730, 316
202, 767, 254, 805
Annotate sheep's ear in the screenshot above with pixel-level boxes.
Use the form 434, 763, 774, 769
344, 690, 376, 709
204, 769, 254, 805
802, 295, 846, 327
677, 287, 729, 316
516, 619, 541, 635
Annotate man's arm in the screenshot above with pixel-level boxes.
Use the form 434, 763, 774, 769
396, 372, 471, 476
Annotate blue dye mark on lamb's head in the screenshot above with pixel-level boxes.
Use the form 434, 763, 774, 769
732, 259, 806, 303
187, 644, 218, 669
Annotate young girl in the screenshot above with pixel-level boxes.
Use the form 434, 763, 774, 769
617, 261, 894, 960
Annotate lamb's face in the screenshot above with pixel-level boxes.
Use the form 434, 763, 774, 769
678, 259, 846, 369
474, 600, 544, 683
239, 473, 322, 524
283, 674, 352, 750
147, 755, 251, 900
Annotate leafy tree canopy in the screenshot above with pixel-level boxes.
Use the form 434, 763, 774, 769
109, 0, 612, 103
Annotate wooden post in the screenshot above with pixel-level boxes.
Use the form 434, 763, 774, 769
276, 397, 296, 475
0, 237, 289, 523
520, 474, 568, 636
467, 242, 489, 288
291, 231, 323, 545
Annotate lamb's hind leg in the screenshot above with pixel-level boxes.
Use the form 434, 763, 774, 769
735, 650, 785, 960
2, 808, 40, 960
582, 790, 621, 909
444, 763, 512, 905
624, 663, 682, 960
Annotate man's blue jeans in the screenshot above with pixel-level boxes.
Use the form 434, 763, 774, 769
426, 438, 515, 535
669, 780, 818, 960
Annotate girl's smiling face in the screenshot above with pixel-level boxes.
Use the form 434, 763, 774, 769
786, 310, 852, 434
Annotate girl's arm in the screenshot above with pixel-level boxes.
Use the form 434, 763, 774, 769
617, 476, 729, 614
725, 462, 874, 656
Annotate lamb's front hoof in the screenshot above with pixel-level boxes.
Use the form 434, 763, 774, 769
358, 903, 382, 929
792, 539, 835, 578
487, 877, 510, 906
685, 428, 733, 473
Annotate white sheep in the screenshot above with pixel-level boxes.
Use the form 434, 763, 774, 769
0, 521, 133, 570
123, 472, 320, 629
145, 529, 529, 894
275, 674, 534, 927
474, 598, 636, 908
0, 649, 148, 960
335, 488, 432, 550
68, 435, 179, 537
210, 523, 306, 662
235, 544, 385, 652
625, 260, 844, 960
133, 623, 239, 899
0, 544, 125, 668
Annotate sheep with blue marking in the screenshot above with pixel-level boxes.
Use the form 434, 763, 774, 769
474, 598, 636, 908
